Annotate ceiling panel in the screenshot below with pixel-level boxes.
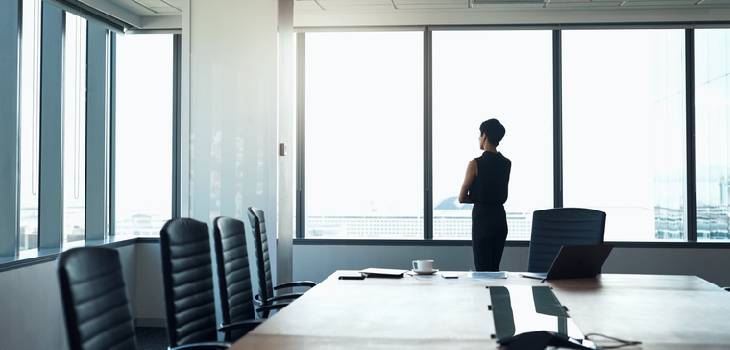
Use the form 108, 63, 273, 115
620, 0, 697, 7
396, 0, 468, 9
546, 0, 624, 8
108, 0, 181, 16
313, 0, 391, 11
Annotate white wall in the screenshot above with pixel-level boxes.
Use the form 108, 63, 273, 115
0, 260, 67, 350
185, 0, 280, 287
292, 244, 730, 287
133, 243, 165, 326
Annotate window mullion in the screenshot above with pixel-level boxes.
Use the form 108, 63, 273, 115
0, 0, 21, 256
553, 29, 563, 209
424, 27, 433, 240
38, 3, 64, 249
84, 22, 108, 241
686, 28, 697, 242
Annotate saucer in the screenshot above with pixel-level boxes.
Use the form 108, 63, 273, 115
412, 269, 439, 275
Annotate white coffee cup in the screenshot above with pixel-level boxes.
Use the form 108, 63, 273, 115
412, 259, 434, 273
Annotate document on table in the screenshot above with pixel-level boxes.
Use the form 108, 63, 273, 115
467, 271, 507, 279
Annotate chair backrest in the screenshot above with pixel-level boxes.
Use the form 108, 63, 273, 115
212, 216, 257, 339
247, 207, 274, 302
58, 247, 137, 350
159, 218, 218, 347
527, 208, 606, 273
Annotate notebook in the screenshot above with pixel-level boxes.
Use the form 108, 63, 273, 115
359, 268, 408, 279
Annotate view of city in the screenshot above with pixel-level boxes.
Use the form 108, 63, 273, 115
305, 203, 728, 241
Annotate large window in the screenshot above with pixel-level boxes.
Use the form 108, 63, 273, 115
696, 29, 730, 241
300, 29, 696, 241
432, 30, 553, 240
562, 30, 686, 241
19, 0, 41, 250
62, 12, 87, 244
304, 32, 424, 239
114, 33, 173, 236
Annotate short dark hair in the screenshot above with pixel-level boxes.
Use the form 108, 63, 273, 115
479, 118, 505, 146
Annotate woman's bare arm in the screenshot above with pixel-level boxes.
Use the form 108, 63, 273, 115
458, 160, 477, 204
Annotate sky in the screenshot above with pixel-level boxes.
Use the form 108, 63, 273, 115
114, 34, 174, 224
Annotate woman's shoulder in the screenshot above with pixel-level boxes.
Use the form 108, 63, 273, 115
498, 152, 511, 163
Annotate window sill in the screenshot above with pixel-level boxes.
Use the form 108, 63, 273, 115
0, 235, 160, 273
293, 238, 730, 248
293, 239, 527, 246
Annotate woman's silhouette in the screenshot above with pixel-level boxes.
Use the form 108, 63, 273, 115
459, 119, 511, 271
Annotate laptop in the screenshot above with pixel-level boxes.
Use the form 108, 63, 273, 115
521, 244, 613, 281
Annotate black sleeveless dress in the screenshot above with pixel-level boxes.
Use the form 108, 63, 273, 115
468, 151, 511, 271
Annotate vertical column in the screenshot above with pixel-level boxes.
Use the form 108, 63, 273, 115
295, 32, 305, 239
109, 33, 116, 235
38, 3, 64, 249
552, 30, 563, 209
277, 0, 294, 285
686, 29, 697, 242
173, 34, 182, 219
423, 27, 433, 240
85, 22, 108, 241
0, 0, 20, 256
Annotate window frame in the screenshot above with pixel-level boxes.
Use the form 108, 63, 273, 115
0, 3, 181, 263
17, 0, 42, 252
61, 11, 88, 245
295, 23, 730, 244
109, 31, 181, 238
298, 30, 427, 240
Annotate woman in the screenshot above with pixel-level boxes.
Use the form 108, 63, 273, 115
459, 119, 511, 271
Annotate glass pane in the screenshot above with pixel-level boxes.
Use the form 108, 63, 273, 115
562, 29, 686, 241
696, 29, 730, 241
19, 0, 41, 250
304, 32, 424, 239
63, 13, 86, 244
432, 30, 553, 240
114, 34, 173, 236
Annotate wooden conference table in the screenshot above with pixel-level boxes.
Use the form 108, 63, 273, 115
231, 271, 730, 349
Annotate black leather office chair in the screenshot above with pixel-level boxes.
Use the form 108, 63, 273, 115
160, 218, 259, 349
212, 216, 287, 340
59, 247, 227, 350
527, 208, 606, 273
247, 207, 316, 315
58, 247, 137, 350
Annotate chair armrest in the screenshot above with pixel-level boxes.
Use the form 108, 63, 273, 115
273, 281, 317, 290
266, 292, 303, 304
169, 341, 231, 350
256, 302, 290, 314
218, 319, 263, 334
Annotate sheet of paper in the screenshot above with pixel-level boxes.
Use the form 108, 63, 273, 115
468, 271, 507, 279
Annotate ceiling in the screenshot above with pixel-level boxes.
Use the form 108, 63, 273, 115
82, 0, 730, 29
98, 0, 730, 16
294, 0, 730, 12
